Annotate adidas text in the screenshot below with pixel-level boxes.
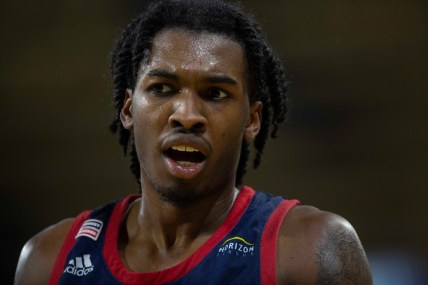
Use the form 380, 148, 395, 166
64, 254, 94, 277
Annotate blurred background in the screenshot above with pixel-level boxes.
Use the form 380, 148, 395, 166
1, 0, 427, 283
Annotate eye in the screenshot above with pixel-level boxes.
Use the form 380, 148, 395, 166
148, 83, 176, 95
207, 88, 228, 100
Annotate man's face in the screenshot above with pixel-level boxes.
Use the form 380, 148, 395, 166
121, 28, 261, 203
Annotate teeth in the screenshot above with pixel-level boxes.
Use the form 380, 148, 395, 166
177, 161, 196, 167
171, 145, 199, 152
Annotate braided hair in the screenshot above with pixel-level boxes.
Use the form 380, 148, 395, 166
110, 0, 288, 187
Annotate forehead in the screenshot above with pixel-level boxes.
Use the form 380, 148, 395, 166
143, 28, 248, 80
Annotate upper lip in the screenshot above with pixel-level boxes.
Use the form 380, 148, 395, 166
160, 133, 211, 158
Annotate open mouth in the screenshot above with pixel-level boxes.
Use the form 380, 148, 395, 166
164, 145, 206, 167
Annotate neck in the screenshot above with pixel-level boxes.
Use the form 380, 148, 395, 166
128, 184, 239, 252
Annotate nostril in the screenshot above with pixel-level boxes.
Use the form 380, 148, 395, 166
192, 122, 206, 131
170, 120, 206, 132
168, 115, 207, 132
171, 119, 183, 129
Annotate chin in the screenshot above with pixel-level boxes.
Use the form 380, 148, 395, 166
153, 182, 205, 207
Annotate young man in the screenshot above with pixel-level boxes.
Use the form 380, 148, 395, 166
15, 0, 372, 284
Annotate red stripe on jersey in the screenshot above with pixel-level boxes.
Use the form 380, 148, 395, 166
49, 210, 91, 285
260, 199, 300, 285
103, 186, 255, 285
77, 228, 98, 238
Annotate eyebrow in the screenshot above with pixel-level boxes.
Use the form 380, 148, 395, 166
203, 75, 237, 86
145, 69, 179, 80
145, 68, 238, 86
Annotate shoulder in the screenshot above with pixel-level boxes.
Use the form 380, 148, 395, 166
276, 205, 372, 284
14, 218, 73, 285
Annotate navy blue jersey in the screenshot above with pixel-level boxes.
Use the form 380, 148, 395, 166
49, 186, 299, 285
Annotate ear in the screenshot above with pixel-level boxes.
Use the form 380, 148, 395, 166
120, 89, 134, 130
244, 101, 262, 142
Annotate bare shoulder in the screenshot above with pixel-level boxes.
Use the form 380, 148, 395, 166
277, 205, 372, 285
14, 218, 74, 285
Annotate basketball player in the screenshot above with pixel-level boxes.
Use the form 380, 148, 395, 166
15, 0, 372, 284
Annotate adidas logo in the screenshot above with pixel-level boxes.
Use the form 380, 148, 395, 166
64, 254, 94, 276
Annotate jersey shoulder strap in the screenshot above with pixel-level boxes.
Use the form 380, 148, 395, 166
48, 195, 137, 285
260, 198, 300, 285
49, 210, 91, 285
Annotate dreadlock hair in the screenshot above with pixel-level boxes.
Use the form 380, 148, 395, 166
110, 0, 288, 187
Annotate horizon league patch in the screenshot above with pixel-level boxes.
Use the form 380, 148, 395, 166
76, 219, 103, 241
217, 236, 255, 257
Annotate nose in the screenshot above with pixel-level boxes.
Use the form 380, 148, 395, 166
168, 91, 207, 132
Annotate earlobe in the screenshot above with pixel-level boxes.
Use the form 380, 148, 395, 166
244, 101, 262, 142
120, 89, 134, 130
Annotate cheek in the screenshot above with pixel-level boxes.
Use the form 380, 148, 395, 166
214, 110, 248, 146
131, 100, 168, 157
132, 96, 169, 128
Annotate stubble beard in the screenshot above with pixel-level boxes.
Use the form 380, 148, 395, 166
153, 182, 204, 207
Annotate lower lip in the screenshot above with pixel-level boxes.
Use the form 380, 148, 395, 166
164, 156, 206, 180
